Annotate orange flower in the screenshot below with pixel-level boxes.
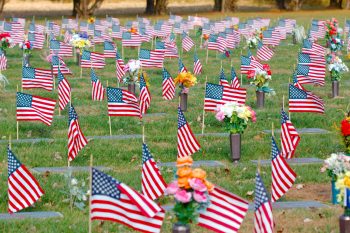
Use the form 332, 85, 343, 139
129, 27, 138, 34
177, 167, 192, 178
204, 180, 214, 192
176, 156, 193, 167
174, 72, 197, 88
203, 34, 209, 40
191, 168, 206, 180
178, 177, 191, 189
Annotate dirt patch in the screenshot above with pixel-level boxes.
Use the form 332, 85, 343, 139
286, 183, 331, 203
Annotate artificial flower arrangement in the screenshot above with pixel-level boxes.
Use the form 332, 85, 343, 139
245, 28, 262, 49
87, 17, 95, 24
215, 102, 256, 134
123, 59, 141, 85
292, 25, 306, 44
335, 172, 350, 216
174, 72, 197, 94
341, 115, 350, 154
321, 153, 350, 181
0, 33, 13, 51
325, 18, 339, 41
328, 55, 349, 81
69, 32, 91, 53
165, 156, 213, 226
325, 18, 344, 53
19, 40, 32, 55
201, 34, 209, 49
128, 27, 138, 34
247, 64, 275, 94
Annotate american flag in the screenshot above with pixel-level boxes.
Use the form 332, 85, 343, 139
111, 24, 124, 39
22, 67, 53, 91
156, 41, 178, 58
298, 52, 325, 68
122, 32, 142, 47
28, 32, 45, 49
68, 105, 88, 162
81, 50, 105, 69
29, 23, 45, 34
254, 172, 273, 233
50, 40, 73, 57
281, 109, 300, 159
181, 31, 195, 52
178, 58, 188, 73
240, 55, 263, 74
177, 107, 201, 158
139, 74, 151, 116
198, 186, 249, 233
141, 143, 167, 200
107, 87, 140, 117
139, 49, 164, 69
93, 30, 105, 43
62, 18, 78, 30
153, 23, 172, 37
51, 55, 72, 75
4, 22, 24, 45
208, 34, 227, 53
16, 92, 56, 126
204, 83, 246, 111
12, 17, 26, 27
347, 35, 350, 52
46, 22, 60, 36
64, 30, 73, 44
219, 68, 229, 87
271, 136, 297, 202
138, 27, 152, 42
292, 73, 324, 105
257, 41, 274, 61
0, 49, 7, 71
302, 39, 326, 57
90, 168, 165, 233
115, 51, 125, 82
103, 40, 116, 58
193, 52, 202, 75
58, 70, 71, 110
296, 64, 325, 86
7, 147, 44, 214
289, 84, 324, 114
79, 22, 89, 33
262, 30, 280, 46
162, 68, 175, 100
90, 69, 105, 101
231, 67, 240, 88
225, 28, 239, 49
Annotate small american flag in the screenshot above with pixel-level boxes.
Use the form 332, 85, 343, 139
0, 49, 7, 71
219, 68, 229, 87
50, 40, 73, 57
29, 23, 45, 34
181, 31, 194, 52
122, 31, 142, 47
28, 32, 45, 49
115, 51, 125, 82
139, 74, 151, 116
296, 64, 325, 86
178, 58, 188, 73
254, 172, 273, 233
301, 39, 326, 57
262, 29, 280, 46
298, 52, 325, 68
281, 109, 300, 159
162, 68, 175, 100
51, 55, 72, 75
103, 40, 116, 58
142, 143, 167, 200
193, 52, 202, 75
16, 92, 56, 126
204, 83, 246, 111
7, 147, 44, 213
4, 22, 24, 45
93, 30, 105, 44
63, 30, 73, 44
271, 136, 297, 202
58, 70, 71, 110
111, 24, 124, 39
289, 84, 324, 114
81, 50, 105, 69
292, 73, 324, 105
90, 168, 165, 233
90, 69, 105, 101
107, 87, 140, 117
177, 107, 200, 158
68, 105, 88, 162
156, 41, 178, 58
139, 49, 164, 69
22, 67, 53, 91
231, 67, 240, 88
240, 55, 263, 74
198, 186, 249, 233
46, 22, 60, 36
257, 41, 274, 61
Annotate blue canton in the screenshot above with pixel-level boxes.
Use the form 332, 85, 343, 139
69, 105, 78, 124
90, 69, 98, 83
289, 84, 307, 99
139, 49, 151, 59
28, 33, 35, 42
142, 143, 153, 164
162, 68, 171, 81
298, 53, 310, 63
29, 23, 35, 32
205, 83, 223, 100
281, 109, 289, 124
112, 24, 120, 32
92, 168, 121, 199
140, 74, 146, 90
107, 87, 123, 103
178, 107, 188, 129
303, 39, 312, 49
231, 67, 237, 79
94, 30, 101, 37
271, 136, 280, 160
17, 92, 32, 107
263, 30, 273, 38
22, 67, 35, 79
156, 41, 165, 50
296, 64, 309, 76
7, 148, 21, 177
122, 32, 131, 40
219, 68, 227, 81
57, 70, 64, 83
209, 34, 218, 43
254, 172, 270, 210
81, 50, 91, 60
50, 40, 60, 50
241, 56, 251, 66
104, 41, 114, 50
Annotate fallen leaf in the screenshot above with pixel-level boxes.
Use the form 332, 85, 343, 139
296, 184, 304, 190
277, 228, 284, 233
53, 152, 62, 161
130, 155, 137, 163
303, 218, 312, 223
246, 190, 254, 196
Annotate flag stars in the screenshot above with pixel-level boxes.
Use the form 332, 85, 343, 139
289, 85, 307, 99
92, 169, 121, 199
254, 173, 270, 210
107, 87, 123, 103
7, 149, 22, 177
17, 92, 32, 108
142, 144, 153, 164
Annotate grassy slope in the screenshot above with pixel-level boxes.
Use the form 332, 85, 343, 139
0, 9, 349, 232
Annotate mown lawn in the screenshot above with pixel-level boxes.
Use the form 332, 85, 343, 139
0, 9, 349, 233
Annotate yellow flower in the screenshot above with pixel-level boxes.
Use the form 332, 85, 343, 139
191, 168, 206, 180
347, 53, 350, 59
177, 167, 192, 178
88, 17, 95, 24
174, 72, 197, 88
176, 156, 193, 167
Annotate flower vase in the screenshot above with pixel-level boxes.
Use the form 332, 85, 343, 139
292, 33, 297, 45
172, 223, 190, 233
128, 83, 136, 95
76, 49, 81, 66
23, 53, 30, 67
256, 91, 265, 108
230, 133, 241, 162
332, 80, 339, 98
332, 180, 340, 204
180, 93, 188, 112
339, 215, 350, 233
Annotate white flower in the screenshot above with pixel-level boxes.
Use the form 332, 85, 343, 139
127, 60, 141, 73
82, 195, 87, 201
337, 27, 343, 34
71, 178, 78, 186
18, 42, 23, 48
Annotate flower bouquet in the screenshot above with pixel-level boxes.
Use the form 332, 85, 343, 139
325, 18, 339, 42
165, 156, 213, 232
327, 55, 349, 97
335, 171, 350, 232
123, 59, 141, 94
248, 64, 274, 107
215, 102, 256, 161
0, 33, 13, 53
69, 32, 91, 64
292, 25, 306, 44
19, 40, 33, 67
174, 72, 197, 111
341, 116, 350, 154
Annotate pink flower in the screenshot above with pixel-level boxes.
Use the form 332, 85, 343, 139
174, 190, 192, 203
189, 178, 207, 192
193, 191, 208, 203
181, 87, 189, 94
215, 111, 225, 121
165, 181, 178, 195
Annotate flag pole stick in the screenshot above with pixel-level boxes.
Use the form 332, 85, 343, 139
220, 60, 223, 69
68, 92, 72, 168
107, 80, 112, 136
80, 66, 83, 79
88, 153, 93, 233
142, 123, 145, 143
272, 122, 274, 137
240, 49, 243, 86
205, 48, 209, 64
122, 45, 124, 60
201, 75, 208, 135
16, 85, 19, 140
282, 95, 285, 111
9, 135, 11, 149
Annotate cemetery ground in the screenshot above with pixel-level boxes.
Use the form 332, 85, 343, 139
1, 9, 350, 233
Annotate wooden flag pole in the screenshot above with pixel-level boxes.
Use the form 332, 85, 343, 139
9, 135, 11, 149
282, 95, 285, 111
107, 80, 112, 136
201, 76, 208, 135
80, 66, 83, 79
142, 123, 145, 143
88, 153, 93, 233
220, 60, 223, 69
272, 122, 274, 137
16, 85, 19, 140
240, 49, 243, 86
344, 17, 347, 41
206, 48, 209, 64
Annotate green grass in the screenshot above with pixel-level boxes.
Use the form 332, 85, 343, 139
1, 9, 350, 232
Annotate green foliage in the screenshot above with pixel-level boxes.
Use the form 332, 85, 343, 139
224, 113, 248, 134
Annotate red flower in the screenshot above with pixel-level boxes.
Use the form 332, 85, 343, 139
0, 32, 10, 40
263, 64, 271, 75
341, 119, 350, 136
247, 70, 255, 79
